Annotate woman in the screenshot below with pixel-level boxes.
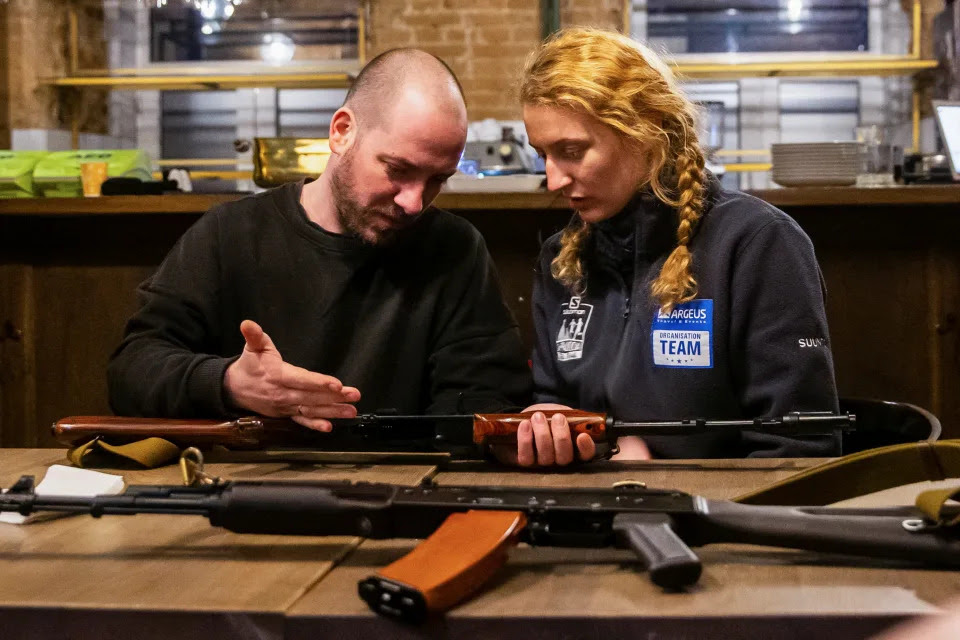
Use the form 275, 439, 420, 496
512, 28, 840, 466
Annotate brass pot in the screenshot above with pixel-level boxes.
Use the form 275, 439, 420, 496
252, 137, 331, 188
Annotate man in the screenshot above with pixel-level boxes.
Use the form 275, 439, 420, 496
107, 49, 532, 430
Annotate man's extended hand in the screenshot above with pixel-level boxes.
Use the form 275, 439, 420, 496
223, 320, 361, 431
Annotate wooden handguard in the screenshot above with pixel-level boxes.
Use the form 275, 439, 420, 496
473, 409, 607, 445
360, 510, 527, 622
51, 415, 300, 449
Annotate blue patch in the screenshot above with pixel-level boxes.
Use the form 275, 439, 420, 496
651, 299, 713, 368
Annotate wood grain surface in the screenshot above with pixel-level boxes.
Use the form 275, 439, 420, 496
287, 459, 960, 639
0, 449, 434, 640
1, 450, 958, 639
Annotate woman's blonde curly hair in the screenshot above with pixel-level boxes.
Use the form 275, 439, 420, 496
520, 27, 707, 314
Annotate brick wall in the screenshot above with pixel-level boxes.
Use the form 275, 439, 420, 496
3, 0, 106, 137
561, 0, 624, 32
370, 0, 626, 120
5, 0, 58, 131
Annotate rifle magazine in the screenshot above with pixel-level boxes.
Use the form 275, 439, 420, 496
360, 510, 526, 622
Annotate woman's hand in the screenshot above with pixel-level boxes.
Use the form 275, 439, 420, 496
610, 436, 652, 461
491, 403, 597, 467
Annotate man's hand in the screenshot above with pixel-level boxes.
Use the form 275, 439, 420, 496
492, 403, 597, 467
223, 320, 361, 432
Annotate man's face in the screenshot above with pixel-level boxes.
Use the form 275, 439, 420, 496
330, 108, 465, 246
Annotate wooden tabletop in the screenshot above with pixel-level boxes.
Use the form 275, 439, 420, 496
0, 449, 435, 640
0, 449, 957, 640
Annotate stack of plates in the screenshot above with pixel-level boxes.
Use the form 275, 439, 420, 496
771, 142, 864, 187
444, 174, 544, 193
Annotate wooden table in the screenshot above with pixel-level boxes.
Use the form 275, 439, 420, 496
0, 450, 957, 639
0, 449, 435, 640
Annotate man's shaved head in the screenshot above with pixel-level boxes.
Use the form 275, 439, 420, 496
305, 48, 468, 246
344, 48, 467, 130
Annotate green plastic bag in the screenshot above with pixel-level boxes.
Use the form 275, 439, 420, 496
0, 151, 49, 198
33, 150, 152, 197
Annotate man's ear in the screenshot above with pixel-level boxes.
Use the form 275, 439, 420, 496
328, 107, 357, 155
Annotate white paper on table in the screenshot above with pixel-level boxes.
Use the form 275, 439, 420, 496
0, 464, 125, 525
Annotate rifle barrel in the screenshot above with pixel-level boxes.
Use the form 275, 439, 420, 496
611, 413, 855, 437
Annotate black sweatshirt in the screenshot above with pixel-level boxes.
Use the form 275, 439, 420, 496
108, 181, 532, 417
532, 177, 840, 458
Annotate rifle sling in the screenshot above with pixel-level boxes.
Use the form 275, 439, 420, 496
68, 437, 181, 469
734, 440, 960, 505
915, 486, 960, 527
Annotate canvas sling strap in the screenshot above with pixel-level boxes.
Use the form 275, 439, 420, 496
915, 486, 960, 527
734, 440, 960, 505
67, 436, 181, 469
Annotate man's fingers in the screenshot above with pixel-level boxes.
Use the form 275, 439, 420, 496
338, 386, 361, 402
281, 363, 359, 396
288, 386, 361, 407
531, 412, 555, 466
550, 412, 574, 466
576, 432, 596, 461
291, 415, 333, 432
296, 403, 358, 420
239, 320, 276, 353
516, 419, 536, 467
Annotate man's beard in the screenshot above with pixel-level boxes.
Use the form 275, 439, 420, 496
329, 150, 412, 246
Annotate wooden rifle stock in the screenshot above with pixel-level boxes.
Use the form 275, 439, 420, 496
471, 409, 608, 445
52, 415, 303, 449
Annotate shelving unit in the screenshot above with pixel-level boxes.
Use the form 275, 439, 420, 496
46, 0, 938, 172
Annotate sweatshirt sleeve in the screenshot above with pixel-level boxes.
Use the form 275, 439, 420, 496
107, 207, 238, 418
424, 230, 533, 414
728, 216, 841, 457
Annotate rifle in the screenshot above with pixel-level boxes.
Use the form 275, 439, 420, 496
52, 410, 854, 458
1, 474, 956, 623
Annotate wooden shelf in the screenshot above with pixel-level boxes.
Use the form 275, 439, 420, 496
47, 55, 937, 92
749, 184, 960, 207
671, 54, 938, 79
49, 72, 355, 91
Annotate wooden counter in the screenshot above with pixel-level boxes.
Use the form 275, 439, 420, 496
1, 185, 960, 447
0, 450, 957, 640
0, 184, 959, 215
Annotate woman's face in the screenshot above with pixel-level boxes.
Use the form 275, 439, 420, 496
524, 104, 648, 223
